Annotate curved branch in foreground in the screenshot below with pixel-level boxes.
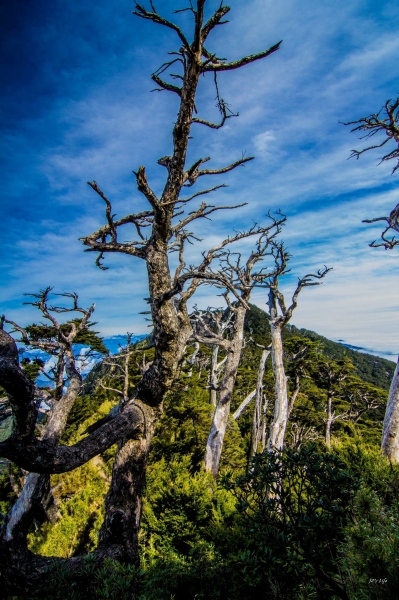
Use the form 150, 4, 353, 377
0, 402, 145, 474
0, 328, 145, 473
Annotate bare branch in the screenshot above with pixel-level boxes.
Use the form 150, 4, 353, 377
201, 5, 230, 43
233, 389, 256, 420
2, 319, 31, 347
284, 266, 332, 323
133, 166, 160, 210
23, 287, 61, 333
81, 180, 154, 266
173, 4, 195, 16
99, 381, 124, 397
151, 73, 182, 96
0, 400, 146, 473
192, 72, 238, 129
176, 183, 228, 205
348, 136, 391, 161
344, 97, 399, 173
88, 181, 117, 242
202, 41, 282, 72
183, 155, 254, 186
362, 202, 399, 250
173, 200, 247, 233
133, 2, 191, 51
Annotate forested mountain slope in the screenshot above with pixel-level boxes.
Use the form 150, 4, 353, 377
245, 303, 395, 389
1, 305, 398, 599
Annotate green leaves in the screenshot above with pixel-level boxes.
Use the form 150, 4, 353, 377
223, 445, 358, 597
25, 319, 108, 355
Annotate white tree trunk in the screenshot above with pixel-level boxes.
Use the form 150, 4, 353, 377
325, 395, 333, 449
268, 322, 289, 450
204, 306, 246, 477
210, 345, 219, 406
260, 393, 269, 451
251, 348, 270, 456
381, 358, 399, 462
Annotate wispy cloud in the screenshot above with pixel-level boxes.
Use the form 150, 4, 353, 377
2, 0, 399, 360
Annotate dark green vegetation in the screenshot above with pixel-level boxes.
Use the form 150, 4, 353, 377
1, 305, 398, 599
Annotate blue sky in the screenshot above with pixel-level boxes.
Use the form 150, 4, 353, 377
2, 0, 399, 361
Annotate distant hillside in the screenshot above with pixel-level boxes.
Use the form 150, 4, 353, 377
245, 304, 395, 391
81, 332, 154, 395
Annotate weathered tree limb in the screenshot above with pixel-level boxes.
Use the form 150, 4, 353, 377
183, 155, 254, 186
202, 41, 282, 72
151, 73, 182, 96
0, 402, 145, 473
345, 97, 399, 173
133, 2, 192, 51
233, 389, 256, 420
201, 4, 230, 43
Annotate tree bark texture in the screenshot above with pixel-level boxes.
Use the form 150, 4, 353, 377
210, 345, 220, 406
268, 322, 289, 450
251, 348, 270, 456
381, 357, 399, 462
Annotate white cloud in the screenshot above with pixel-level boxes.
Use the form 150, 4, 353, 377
252, 130, 276, 156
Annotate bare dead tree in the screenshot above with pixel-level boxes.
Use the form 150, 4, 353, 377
289, 422, 321, 450
99, 334, 136, 403
313, 358, 354, 449
0, 289, 109, 570
258, 242, 331, 450
345, 98, 399, 249
345, 96, 399, 462
190, 306, 233, 404
232, 333, 272, 456
0, 2, 282, 593
192, 224, 285, 477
